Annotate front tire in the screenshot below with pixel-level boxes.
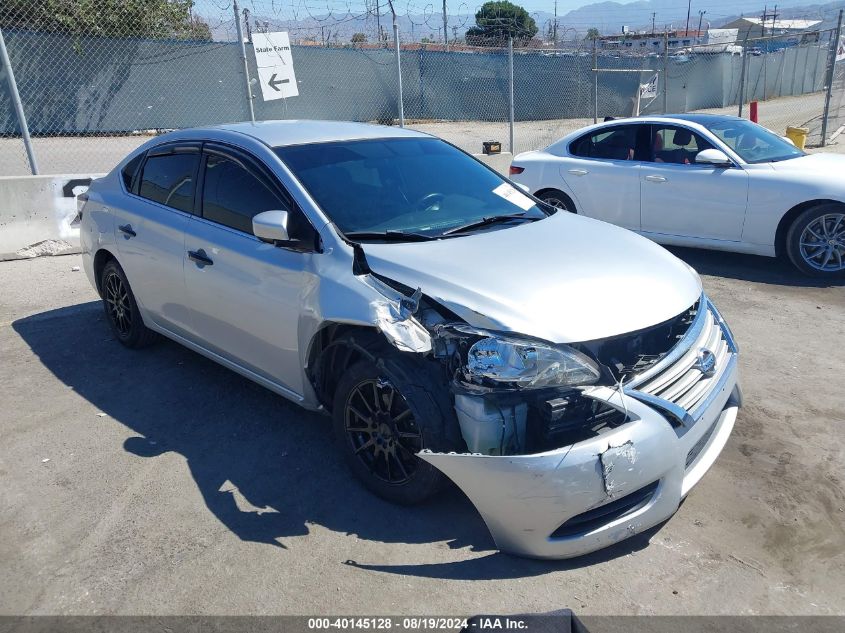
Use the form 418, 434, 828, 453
332, 343, 461, 505
537, 189, 575, 213
785, 204, 845, 277
100, 259, 158, 348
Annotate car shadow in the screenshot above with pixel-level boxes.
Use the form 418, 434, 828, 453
13, 302, 665, 579
666, 246, 845, 288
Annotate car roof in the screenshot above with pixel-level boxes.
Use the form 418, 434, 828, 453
205, 120, 431, 147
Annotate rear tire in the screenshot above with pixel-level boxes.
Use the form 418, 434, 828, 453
537, 189, 575, 213
332, 337, 462, 505
785, 204, 845, 277
100, 259, 158, 348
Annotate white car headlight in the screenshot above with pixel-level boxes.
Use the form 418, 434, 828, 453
467, 336, 601, 389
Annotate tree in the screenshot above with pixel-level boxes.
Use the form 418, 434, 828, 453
351, 32, 367, 43
585, 28, 600, 41
0, 0, 212, 40
465, 1, 538, 46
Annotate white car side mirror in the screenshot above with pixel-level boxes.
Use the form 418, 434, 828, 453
253, 210, 290, 243
695, 148, 733, 168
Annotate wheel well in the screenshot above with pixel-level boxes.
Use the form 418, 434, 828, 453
535, 188, 576, 213
306, 324, 382, 412
774, 199, 844, 258
93, 249, 116, 296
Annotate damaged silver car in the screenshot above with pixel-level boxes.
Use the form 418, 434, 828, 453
79, 120, 741, 559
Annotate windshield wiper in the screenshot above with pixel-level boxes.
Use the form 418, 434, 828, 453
442, 212, 531, 236
344, 230, 437, 243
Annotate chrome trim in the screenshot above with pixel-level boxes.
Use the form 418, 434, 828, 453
625, 293, 708, 390
624, 295, 738, 429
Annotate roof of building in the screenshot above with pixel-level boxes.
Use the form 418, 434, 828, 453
723, 17, 822, 30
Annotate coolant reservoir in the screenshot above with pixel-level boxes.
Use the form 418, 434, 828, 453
454, 394, 527, 455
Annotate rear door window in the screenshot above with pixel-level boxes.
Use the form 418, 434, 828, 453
138, 150, 199, 213
569, 125, 644, 161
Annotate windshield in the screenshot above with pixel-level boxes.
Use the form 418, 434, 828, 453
704, 118, 804, 164
275, 138, 547, 240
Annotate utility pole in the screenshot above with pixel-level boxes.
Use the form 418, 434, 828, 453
554, 0, 559, 45
652, 12, 656, 35
443, 0, 448, 50
771, 4, 779, 37
697, 10, 706, 38
242, 7, 251, 42
685, 0, 692, 35
375, 0, 382, 46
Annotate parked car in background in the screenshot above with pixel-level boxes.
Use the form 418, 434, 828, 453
78, 120, 740, 559
510, 114, 845, 277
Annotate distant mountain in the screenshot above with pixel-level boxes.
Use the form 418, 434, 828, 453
205, 0, 845, 42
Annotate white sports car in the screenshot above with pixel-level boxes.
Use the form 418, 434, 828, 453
509, 114, 845, 277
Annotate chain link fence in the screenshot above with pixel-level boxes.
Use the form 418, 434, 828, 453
2, 2, 844, 177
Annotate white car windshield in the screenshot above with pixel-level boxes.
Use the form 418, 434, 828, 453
276, 138, 547, 240
705, 119, 805, 164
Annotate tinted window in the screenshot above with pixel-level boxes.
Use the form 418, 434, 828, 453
202, 154, 288, 234
121, 154, 143, 191
276, 138, 546, 238
570, 125, 639, 160
649, 125, 714, 165
138, 152, 198, 213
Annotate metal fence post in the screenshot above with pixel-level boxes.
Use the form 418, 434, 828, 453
0, 28, 39, 175
233, 0, 255, 122
508, 37, 514, 154
737, 32, 750, 116
592, 38, 598, 123
393, 22, 404, 128
662, 32, 669, 114
821, 9, 843, 146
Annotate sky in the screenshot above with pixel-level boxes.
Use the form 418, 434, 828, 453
194, 0, 835, 26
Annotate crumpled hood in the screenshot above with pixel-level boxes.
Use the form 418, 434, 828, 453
362, 212, 702, 343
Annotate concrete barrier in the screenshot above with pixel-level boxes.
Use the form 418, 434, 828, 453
0, 154, 511, 261
0, 174, 103, 260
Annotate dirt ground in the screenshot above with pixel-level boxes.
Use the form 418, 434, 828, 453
1, 247, 844, 616
1, 91, 839, 176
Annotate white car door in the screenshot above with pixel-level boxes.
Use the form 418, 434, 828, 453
183, 145, 320, 398
639, 124, 749, 241
558, 123, 646, 231
113, 143, 198, 337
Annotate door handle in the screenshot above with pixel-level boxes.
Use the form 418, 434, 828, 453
645, 175, 667, 183
567, 169, 589, 176
188, 249, 214, 266
118, 224, 136, 237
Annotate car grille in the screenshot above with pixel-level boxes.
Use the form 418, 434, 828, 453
624, 296, 738, 428
550, 480, 660, 539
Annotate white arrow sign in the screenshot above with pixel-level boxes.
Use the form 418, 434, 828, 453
252, 32, 299, 101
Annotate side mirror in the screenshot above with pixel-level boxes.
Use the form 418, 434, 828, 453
252, 210, 290, 243
695, 148, 733, 168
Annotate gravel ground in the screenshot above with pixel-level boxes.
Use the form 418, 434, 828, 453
1, 249, 844, 616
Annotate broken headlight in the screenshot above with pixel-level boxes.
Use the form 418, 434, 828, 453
466, 336, 601, 389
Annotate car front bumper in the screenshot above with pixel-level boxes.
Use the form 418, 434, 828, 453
420, 297, 740, 559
